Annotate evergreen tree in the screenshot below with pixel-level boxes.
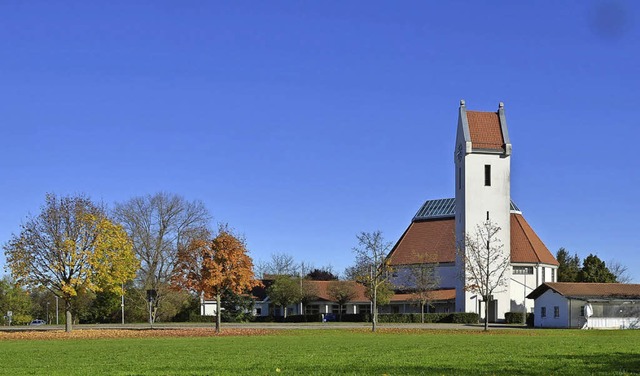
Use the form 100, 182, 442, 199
556, 248, 581, 282
579, 254, 617, 283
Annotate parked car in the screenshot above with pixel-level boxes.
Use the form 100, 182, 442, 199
29, 319, 46, 326
322, 313, 336, 322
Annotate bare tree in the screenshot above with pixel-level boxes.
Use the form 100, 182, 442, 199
113, 192, 210, 323
255, 252, 298, 278
327, 280, 358, 321
300, 279, 319, 314
607, 259, 632, 283
457, 220, 509, 331
352, 231, 393, 332
406, 253, 440, 323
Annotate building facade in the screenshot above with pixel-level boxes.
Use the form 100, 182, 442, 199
527, 283, 640, 329
388, 101, 559, 322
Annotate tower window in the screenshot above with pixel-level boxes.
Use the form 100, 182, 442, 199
486, 211, 490, 220
484, 165, 491, 186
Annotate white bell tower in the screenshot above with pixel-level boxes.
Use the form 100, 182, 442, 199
454, 100, 512, 321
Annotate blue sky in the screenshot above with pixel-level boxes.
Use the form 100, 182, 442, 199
1, 1, 638, 282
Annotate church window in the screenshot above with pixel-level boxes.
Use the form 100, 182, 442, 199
542, 267, 546, 282
541, 307, 546, 318
513, 266, 533, 275
484, 165, 491, 186
554, 306, 560, 318
486, 211, 490, 220
551, 269, 555, 282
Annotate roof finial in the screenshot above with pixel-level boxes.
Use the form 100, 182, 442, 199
460, 99, 466, 107
499, 101, 504, 109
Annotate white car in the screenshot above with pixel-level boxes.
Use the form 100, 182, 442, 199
29, 319, 46, 326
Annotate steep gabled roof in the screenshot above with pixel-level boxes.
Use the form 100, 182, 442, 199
458, 101, 511, 155
527, 282, 640, 300
466, 110, 505, 151
511, 213, 558, 265
387, 218, 456, 265
388, 201, 558, 266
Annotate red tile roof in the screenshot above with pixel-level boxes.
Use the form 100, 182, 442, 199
309, 280, 369, 302
390, 289, 456, 302
388, 214, 558, 266
511, 214, 558, 266
387, 219, 456, 265
527, 282, 640, 300
466, 110, 505, 151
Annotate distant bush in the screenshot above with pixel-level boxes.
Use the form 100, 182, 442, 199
9, 314, 33, 326
450, 313, 479, 324
341, 313, 368, 322
504, 312, 534, 326
376, 312, 478, 324
526, 313, 534, 327
505, 312, 526, 324
186, 314, 216, 323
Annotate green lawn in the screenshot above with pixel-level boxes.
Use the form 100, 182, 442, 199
1, 329, 639, 375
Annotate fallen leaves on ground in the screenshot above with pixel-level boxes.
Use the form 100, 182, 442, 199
0, 328, 276, 341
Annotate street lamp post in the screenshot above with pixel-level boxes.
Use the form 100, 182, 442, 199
121, 282, 125, 325
46, 302, 50, 324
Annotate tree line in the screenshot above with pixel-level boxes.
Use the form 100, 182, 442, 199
2, 192, 261, 332
556, 248, 629, 283
3, 194, 629, 333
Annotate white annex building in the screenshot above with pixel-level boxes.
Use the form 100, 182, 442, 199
388, 101, 559, 322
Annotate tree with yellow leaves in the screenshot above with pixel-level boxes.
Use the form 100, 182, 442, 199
3, 194, 139, 332
172, 225, 261, 332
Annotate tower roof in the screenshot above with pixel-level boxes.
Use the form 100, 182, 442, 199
466, 111, 505, 151
458, 101, 512, 155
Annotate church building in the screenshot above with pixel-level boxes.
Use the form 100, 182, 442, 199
387, 101, 559, 321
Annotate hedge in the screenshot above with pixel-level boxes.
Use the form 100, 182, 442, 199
504, 312, 534, 326
248, 312, 480, 324
377, 312, 479, 324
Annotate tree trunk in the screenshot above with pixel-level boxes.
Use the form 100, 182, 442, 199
485, 240, 490, 331
372, 284, 377, 332
215, 293, 221, 333
421, 302, 425, 324
283, 305, 287, 319
65, 299, 72, 333
484, 297, 489, 331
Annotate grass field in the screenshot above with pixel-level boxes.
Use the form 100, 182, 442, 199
0, 328, 639, 375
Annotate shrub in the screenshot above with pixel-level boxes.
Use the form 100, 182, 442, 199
504, 312, 526, 324
450, 312, 479, 324
9, 314, 33, 326
526, 313, 534, 327
375, 312, 478, 324
341, 313, 368, 322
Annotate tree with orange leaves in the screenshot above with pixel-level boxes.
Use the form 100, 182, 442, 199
172, 225, 261, 332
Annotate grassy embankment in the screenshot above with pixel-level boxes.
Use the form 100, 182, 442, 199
0, 328, 638, 375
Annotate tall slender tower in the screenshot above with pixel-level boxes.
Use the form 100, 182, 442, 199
454, 100, 512, 321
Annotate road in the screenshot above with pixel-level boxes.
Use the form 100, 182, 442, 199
1, 322, 528, 332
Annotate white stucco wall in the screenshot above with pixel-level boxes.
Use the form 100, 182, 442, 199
391, 263, 457, 290
533, 289, 569, 328
455, 109, 512, 320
